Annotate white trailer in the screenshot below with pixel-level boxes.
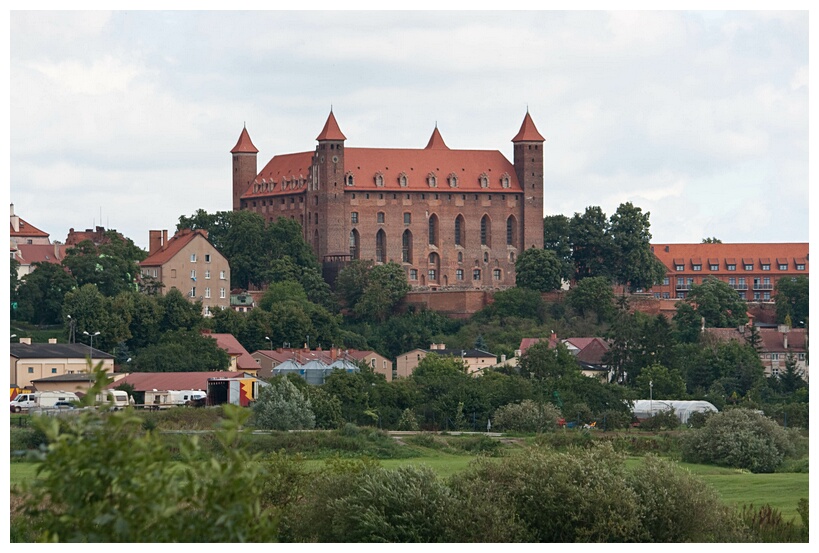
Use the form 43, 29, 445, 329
10, 391, 80, 413
144, 390, 207, 409
96, 390, 131, 410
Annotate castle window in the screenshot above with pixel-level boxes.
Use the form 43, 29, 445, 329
478, 173, 489, 188
448, 173, 458, 187
484, 252, 489, 263
456, 269, 464, 281
457, 251, 463, 263
350, 229, 360, 260
454, 214, 465, 246
351, 212, 359, 224
427, 172, 437, 188
480, 215, 491, 247
402, 230, 413, 263
500, 173, 511, 188
374, 173, 384, 187
506, 215, 517, 246
409, 269, 418, 280
404, 213, 411, 225
428, 214, 439, 246
398, 173, 408, 187
493, 269, 502, 280
377, 212, 385, 224
473, 269, 481, 281
376, 229, 387, 263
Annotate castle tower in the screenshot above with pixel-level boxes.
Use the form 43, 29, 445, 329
312, 110, 349, 281
512, 111, 545, 250
231, 126, 258, 211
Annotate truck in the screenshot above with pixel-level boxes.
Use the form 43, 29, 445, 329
10, 391, 80, 413
143, 390, 207, 409
95, 390, 131, 410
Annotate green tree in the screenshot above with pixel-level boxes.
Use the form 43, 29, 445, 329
673, 301, 702, 344
353, 262, 411, 322
608, 202, 667, 292
258, 280, 309, 310
253, 378, 316, 430
542, 214, 574, 281
304, 385, 344, 429
15, 261, 77, 325
701, 237, 722, 243
568, 206, 613, 281
514, 248, 562, 292
131, 329, 230, 372
775, 276, 808, 326
158, 288, 204, 332
492, 400, 562, 432
482, 286, 545, 322
62, 233, 145, 297
62, 284, 124, 351
20, 405, 278, 542
10, 258, 20, 319
635, 363, 686, 399
334, 259, 373, 310
778, 352, 807, 394
684, 276, 748, 328
566, 276, 615, 323
518, 341, 579, 381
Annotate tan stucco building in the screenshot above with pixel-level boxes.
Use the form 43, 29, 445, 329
395, 343, 497, 377
10, 338, 115, 391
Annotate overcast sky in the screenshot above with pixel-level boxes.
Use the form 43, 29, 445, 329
7, 9, 810, 251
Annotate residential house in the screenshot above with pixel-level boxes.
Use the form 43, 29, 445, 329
395, 343, 497, 377
516, 333, 612, 382
704, 326, 809, 380
139, 228, 231, 316
203, 331, 261, 375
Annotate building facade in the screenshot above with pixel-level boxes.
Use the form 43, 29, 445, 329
10, 338, 115, 390
139, 228, 231, 316
647, 243, 809, 302
231, 111, 545, 289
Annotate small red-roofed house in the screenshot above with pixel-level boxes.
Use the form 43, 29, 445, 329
203, 331, 261, 375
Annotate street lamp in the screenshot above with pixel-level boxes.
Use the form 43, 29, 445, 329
265, 336, 273, 351
649, 380, 654, 416
83, 331, 100, 358
67, 315, 76, 343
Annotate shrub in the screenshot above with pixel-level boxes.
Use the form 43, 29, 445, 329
492, 400, 562, 433
253, 378, 315, 431
740, 503, 808, 542
638, 409, 680, 431
596, 409, 632, 431
686, 410, 712, 429
397, 408, 420, 431
681, 408, 796, 473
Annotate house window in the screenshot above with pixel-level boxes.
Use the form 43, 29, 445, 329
404, 213, 411, 225
409, 269, 418, 280
52, 368, 57, 374
727, 264, 736, 271
762, 264, 770, 271
473, 269, 481, 280
28, 367, 34, 374
205, 270, 211, 280
763, 291, 771, 300
377, 212, 385, 224
663, 277, 669, 286
662, 292, 670, 299
692, 264, 701, 271
493, 269, 502, 280
710, 264, 719, 271
205, 254, 211, 263
191, 287, 197, 297
675, 265, 684, 271
205, 287, 211, 299
779, 264, 788, 271
744, 264, 753, 271
220, 270, 226, 280
190, 253, 197, 262
753, 292, 760, 300
191, 270, 196, 280
796, 264, 805, 270
456, 269, 464, 280
220, 288, 226, 299
729, 277, 736, 287
351, 212, 359, 224
676, 292, 684, 299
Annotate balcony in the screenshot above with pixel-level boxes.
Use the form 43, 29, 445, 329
675, 284, 692, 291
753, 284, 774, 290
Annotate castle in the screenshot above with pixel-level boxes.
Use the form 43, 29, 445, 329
231, 110, 545, 289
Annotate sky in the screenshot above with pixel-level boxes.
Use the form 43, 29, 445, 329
6, 8, 811, 251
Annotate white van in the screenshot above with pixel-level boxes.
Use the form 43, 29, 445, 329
10, 391, 80, 413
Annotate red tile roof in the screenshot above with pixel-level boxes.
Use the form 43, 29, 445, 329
207, 333, 261, 371
316, 110, 346, 141
14, 243, 68, 266
10, 217, 49, 239
704, 327, 807, 353
140, 228, 209, 267
106, 371, 247, 392
651, 243, 809, 273
231, 126, 258, 154
425, 126, 449, 150
511, 111, 546, 142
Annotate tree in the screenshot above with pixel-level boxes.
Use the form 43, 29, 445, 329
778, 352, 806, 394
20, 405, 278, 542
514, 248, 562, 292
775, 276, 808, 326
608, 202, 667, 292
566, 276, 615, 323
635, 363, 686, 399
482, 286, 545, 322
62, 233, 145, 297
673, 301, 702, 344
335, 259, 373, 310
158, 288, 204, 332
10, 258, 20, 319
131, 329, 230, 372
492, 400, 562, 432
701, 237, 722, 243
542, 214, 573, 281
353, 262, 411, 322
62, 284, 123, 351
684, 276, 748, 328
15, 261, 77, 325
518, 341, 579, 381
568, 206, 613, 281
253, 377, 316, 430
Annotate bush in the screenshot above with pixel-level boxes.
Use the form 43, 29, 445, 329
681, 408, 796, 473
596, 409, 632, 431
253, 378, 315, 431
740, 503, 808, 542
638, 409, 680, 431
686, 410, 712, 429
397, 408, 420, 431
492, 400, 562, 433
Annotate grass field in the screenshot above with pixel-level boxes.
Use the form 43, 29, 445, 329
11, 444, 808, 525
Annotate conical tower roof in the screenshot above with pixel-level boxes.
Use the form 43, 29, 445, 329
511, 111, 545, 143
424, 125, 449, 150
316, 110, 347, 141
230, 126, 258, 153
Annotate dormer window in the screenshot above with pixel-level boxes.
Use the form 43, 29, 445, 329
478, 173, 489, 188
500, 173, 511, 188
448, 173, 458, 188
427, 172, 437, 188
398, 173, 408, 187
374, 172, 384, 187
346, 172, 355, 186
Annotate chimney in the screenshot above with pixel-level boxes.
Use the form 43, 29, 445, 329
48, 338, 57, 344
54, 243, 60, 260
784, 334, 788, 349
162, 229, 168, 246
149, 230, 163, 255
550, 330, 557, 341
10, 203, 19, 232
330, 347, 338, 361
515, 349, 522, 358
501, 354, 507, 363
19, 337, 31, 345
